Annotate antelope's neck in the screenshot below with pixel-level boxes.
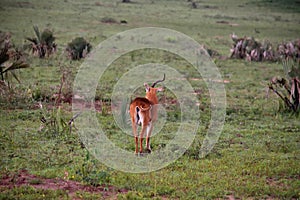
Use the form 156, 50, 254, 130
145, 94, 158, 104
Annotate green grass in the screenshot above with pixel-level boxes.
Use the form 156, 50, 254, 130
1, 0, 300, 199
0, 186, 68, 200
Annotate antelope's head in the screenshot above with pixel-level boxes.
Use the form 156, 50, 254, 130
144, 74, 165, 104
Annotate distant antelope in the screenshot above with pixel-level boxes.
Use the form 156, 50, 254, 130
129, 74, 165, 154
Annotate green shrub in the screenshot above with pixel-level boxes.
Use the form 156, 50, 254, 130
66, 37, 91, 60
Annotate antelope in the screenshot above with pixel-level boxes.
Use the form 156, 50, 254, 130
129, 74, 165, 154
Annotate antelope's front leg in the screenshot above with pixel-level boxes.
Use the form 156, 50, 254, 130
135, 136, 139, 154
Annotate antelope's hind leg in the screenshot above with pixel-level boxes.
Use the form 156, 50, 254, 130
130, 107, 139, 155
131, 121, 138, 155
145, 123, 153, 153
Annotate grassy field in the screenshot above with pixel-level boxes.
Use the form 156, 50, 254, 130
0, 0, 300, 199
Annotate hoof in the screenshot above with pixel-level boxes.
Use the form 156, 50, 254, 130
139, 152, 145, 157
135, 152, 144, 157
146, 149, 152, 154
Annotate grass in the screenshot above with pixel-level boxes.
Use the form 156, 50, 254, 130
0, 186, 67, 200
0, 0, 300, 199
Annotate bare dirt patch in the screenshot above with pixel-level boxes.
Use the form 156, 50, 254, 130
0, 170, 127, 199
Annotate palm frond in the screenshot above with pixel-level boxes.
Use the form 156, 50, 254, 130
25, 37, 38, 45
0, 34, 10, 65
9, 70, 21, 83
33, 25, 41, 43
2, 61, 30, 73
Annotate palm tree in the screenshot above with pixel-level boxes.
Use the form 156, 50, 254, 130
0, 32, 30, 87
269, 58, 300, 113
25, 26, 56, 58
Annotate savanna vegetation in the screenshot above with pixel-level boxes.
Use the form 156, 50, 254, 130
0, 0, 299, 199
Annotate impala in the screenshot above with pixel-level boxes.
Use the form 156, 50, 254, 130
129, 74, 165, 154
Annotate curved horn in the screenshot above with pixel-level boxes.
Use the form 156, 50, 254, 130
151, 73, 165, 87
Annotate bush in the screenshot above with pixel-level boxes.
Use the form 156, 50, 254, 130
66, 37, 92, 60
230, 34, 275, 62
101, 17, 118, 24
277, 39, 300, 61
230, 34, 300, 63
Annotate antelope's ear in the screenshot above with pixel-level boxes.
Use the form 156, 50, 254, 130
157, 87, 164, 92
144, 83, 150, 92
